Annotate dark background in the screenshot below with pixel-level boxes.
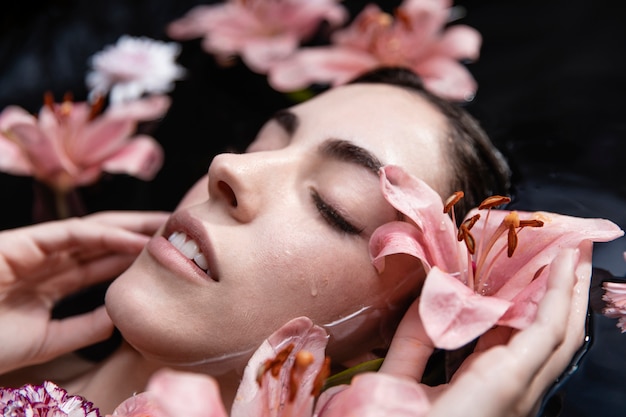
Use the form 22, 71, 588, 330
1, 1, 626, 415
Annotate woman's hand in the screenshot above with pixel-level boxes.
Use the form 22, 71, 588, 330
0, 211, 168, 374
380, 248, 587, 417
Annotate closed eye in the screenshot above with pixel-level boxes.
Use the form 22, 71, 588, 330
310, 189, 364, 235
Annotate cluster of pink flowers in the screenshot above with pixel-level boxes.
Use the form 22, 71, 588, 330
167, 0, 481, 101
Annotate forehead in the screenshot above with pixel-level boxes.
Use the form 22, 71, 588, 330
289, 83, 450, 194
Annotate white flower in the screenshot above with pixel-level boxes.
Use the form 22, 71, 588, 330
86, 35, 185, 104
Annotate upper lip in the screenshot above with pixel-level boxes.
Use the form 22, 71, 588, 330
162, 210, 219, 282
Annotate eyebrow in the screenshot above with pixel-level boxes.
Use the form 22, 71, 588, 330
270, 109, 383, 176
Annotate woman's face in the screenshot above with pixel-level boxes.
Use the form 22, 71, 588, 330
105, 83, 449, 372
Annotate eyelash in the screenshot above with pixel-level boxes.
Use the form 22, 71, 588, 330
310, 189, 363, 235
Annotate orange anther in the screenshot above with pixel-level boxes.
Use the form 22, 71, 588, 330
444, 191, 464, 214
478, 195, 511, 210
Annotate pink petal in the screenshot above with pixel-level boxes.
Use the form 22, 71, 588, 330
478, 210, 623, 299
76, 118, 135, 165
419, 267, 512, 350
435, 25, 482, 61
370, 166, 464, 273
370, 221, 433, 273
314, 372, 430, 417
101, 135, 164, 180
413, 57, 477, 101
147, 369, 229, 417
111, 392, 168, 417
267, 47, 377, 92
232, 317, 329, 417
0, 135, 32, 175
105, 95, 171, 121
242, 35, 300, 74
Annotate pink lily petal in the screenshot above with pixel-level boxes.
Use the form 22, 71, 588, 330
232, 317, 329, 417
101, 135, 164, 181
147, 369, 229, 417
413, 56, 478, 101
313, 372, 431, 417
268, 47, 377, 92
110, 392, 169, 417
419, 267, 512, 350
76, 118, 135, 165
105, 95, 171, 121
0, 135, 32, 175
370, 165, 464, 274
434, 25, 482, 61
242, 35, 300, 73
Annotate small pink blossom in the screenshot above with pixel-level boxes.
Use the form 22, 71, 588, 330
0, 381, 100, 417
370, 165, 624, 349
166, 0, 348, 73
0, 94, 168, 193
268, 0, 481, 101
602, 280, 626, 333
86, 36, 186, 104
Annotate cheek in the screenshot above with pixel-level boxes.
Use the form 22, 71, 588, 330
176, 175, 209, 209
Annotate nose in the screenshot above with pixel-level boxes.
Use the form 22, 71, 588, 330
207, 152, 265, 223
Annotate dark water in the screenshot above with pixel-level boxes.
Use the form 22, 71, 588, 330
1, 0, 626, 415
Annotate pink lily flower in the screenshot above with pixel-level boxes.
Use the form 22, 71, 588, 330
111, 317, 330, 417
602, 280, 626, 333
0, 94, 168, 194
370, 165, 624, 350
166, 0, 348, 73
268, 0, 481, 101
231, 317, 330, 417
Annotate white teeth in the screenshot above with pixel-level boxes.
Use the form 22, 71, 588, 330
168, 231, 209, 273
193, 253, 208, 270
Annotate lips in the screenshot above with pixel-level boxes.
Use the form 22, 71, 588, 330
147, 210, 219, 282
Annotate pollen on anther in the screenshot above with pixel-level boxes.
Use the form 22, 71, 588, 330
444, 191, 464, 214
478, 195, 511, 210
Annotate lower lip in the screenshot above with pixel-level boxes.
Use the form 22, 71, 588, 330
147, 236, 216, 284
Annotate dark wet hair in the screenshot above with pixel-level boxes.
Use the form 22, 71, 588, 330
349, 67, 511, 219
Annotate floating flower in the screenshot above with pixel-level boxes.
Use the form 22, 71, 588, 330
268, 0, 481, 101
602, 280, 626, 333
0, 93, 168, 216
86, 36, 186, 104
370, 165, 624, 349
0, 381, 100, 417
166, 0, 348, 73
231, 317, 330, 417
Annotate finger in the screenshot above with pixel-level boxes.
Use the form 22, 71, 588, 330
0, 219, 149, 281
37, 306, 115, 365
379, 297, 435, 381
85, 210, 170, 236
38, 254, 138, 300
429, 249, 579, 417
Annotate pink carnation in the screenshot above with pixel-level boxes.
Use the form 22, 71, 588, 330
0, 381, 100, 417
